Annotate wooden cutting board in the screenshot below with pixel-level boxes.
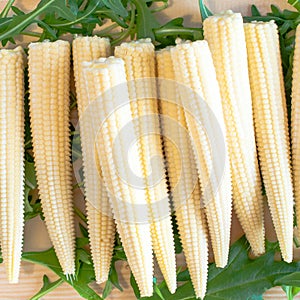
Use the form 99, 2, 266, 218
0, 0, 297, 299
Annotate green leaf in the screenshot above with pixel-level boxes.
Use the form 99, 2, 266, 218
11, 6, 25, 15
288, 0, 300, 12
0, 0, 57, 41
36, 0, 76, 21
144, 237, 300, 300
47, 0, 101, 28
102, 280, 113, 299
275, 272, 300, 287
102, 0, 128, 18
199, 0, 212, 21
282, 286, 300, 300
79, 223, 89, 238
22, 248, 102, 299
270, 4, 283, 17
25, 160, 37, 189
130, 272, 141, 299
251, 5, 261, 17
30, 275, 64, 300
154, 284, 165, 300
109, 261, 123, 291
130, 0, 160, 40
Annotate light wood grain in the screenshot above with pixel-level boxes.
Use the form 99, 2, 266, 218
0, 0, 298, 299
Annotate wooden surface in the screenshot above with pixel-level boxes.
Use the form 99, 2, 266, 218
0, 0, 298, 299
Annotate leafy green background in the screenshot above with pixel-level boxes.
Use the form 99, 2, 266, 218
0, 0, 300, 299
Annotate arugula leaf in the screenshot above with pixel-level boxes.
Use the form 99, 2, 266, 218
22, 245, 102, 300
130, 0, 160, 40
36, 0, 76, 21
102, 280, 113, 299
251, 5, 262, 17
141, 237, 300, 300
25, 160, 37, 190
30, 275, 64, 300
102, 0, 128, 18
0, 0, 58, 42
288, 0, 300, 12
46, 0, 101, 27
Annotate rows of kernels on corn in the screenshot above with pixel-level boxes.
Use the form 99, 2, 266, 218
292, 25, 300, 237
28, 40, 75, 275
0, 47, 25, 283
244, 21, 294, 262
170, 39, 232, 268
82, 57, 154, 297
115, 39, 177, 293
72, 36, 115, 284
156, 47, 209, 299
204, 11, 265, 257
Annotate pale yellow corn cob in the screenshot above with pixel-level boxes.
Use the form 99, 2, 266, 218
82, 57, 153, 297
170, 40, 232, 268
115, 39, 177, 293
0, 47, 25, 283
203, 11, 265, 257
156, 47, 209, 299
245, 21, 294, 262
292, 25, 300, 236
72, 36, 115, 283
28, 40, 75, 275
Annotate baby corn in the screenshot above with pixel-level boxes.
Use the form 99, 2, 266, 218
82, 57, 154, 297
0, 47, 25, 283
72, 36, 115, 284
28, 40, 75, 275
156, 47, 209, 299
170, 40, 232, 268
204, 11, 265, 257
292, 25, 300, 236
245, 21, 294, 262
115, 39, 177, 293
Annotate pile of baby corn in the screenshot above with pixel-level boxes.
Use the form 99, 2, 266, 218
0, 10, 299, 298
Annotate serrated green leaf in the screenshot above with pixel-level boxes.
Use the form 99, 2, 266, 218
11, 6, 25, 15
47, 0, 101, 28
30, 275, 64, 300
270, 4, 283, 17
22, 247, 102, 300
0, 0, 56, 42
130, 0, 160, 40
102, 0, 128, 18
37, 0, 76, 21
251, 5, 261, 17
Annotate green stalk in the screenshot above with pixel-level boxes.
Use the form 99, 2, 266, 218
0, 0, 15, 18
111, 3, 136, 46
0, 0, 56, 41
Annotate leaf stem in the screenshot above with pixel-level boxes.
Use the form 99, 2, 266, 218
111, 4, 136, 46
74, 206, 87, 223
0, 0, 15, 18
